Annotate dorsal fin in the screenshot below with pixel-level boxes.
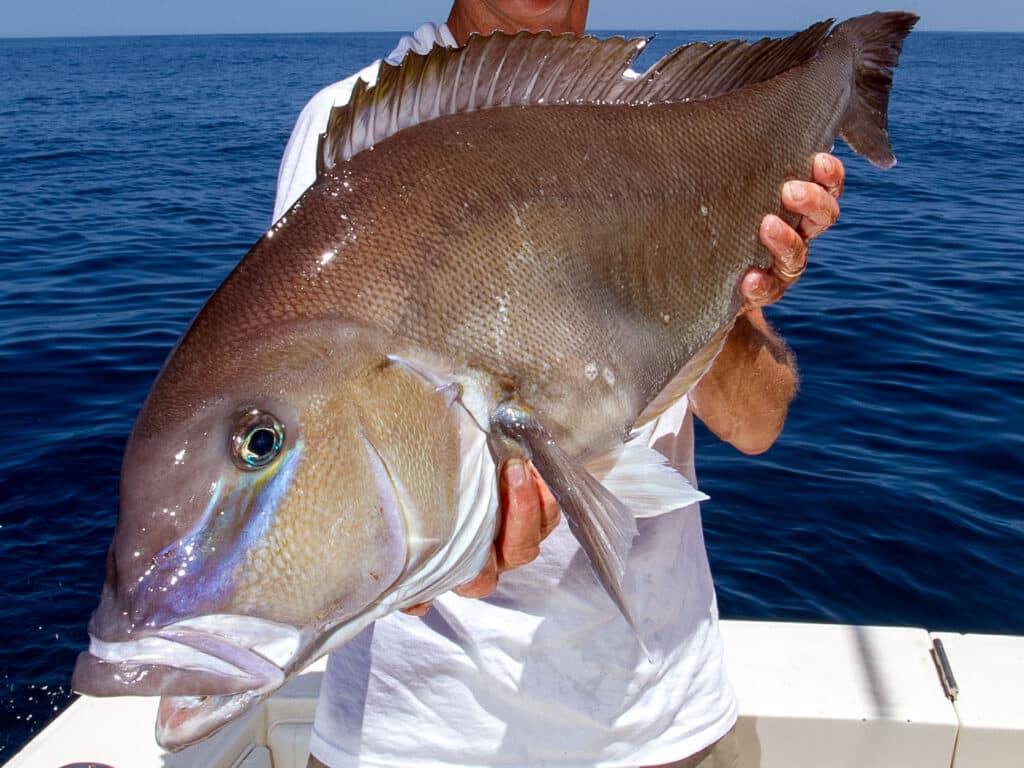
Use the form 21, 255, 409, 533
318, 20, 836, 174
621, 19, 833, 103
318, 32, 646, 174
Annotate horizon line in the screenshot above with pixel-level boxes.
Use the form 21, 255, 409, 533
1, 25, 1018, 41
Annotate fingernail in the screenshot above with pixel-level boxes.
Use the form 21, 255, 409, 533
819, 155, 833, 175
765, 215, 781, 237
784, 181, 805, 202
506, 459, 527, 487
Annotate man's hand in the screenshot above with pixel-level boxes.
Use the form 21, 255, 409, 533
404, 152, 846, 615
401, 458, 559, 616
692, 152, 845, 453
742, 153, 845, 307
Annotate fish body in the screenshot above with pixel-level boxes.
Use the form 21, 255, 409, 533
73, 13, 918, 750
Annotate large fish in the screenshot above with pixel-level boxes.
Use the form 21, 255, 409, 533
72, 12, 918, 750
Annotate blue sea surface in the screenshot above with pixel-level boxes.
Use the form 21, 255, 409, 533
1, 28, 1022, 757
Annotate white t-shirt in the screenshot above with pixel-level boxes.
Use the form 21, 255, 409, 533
275, 23, 737, 768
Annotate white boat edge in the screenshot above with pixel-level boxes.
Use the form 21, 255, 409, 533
4, 620, 1023, 768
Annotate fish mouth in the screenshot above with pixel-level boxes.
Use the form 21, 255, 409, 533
72, 614, 302, 749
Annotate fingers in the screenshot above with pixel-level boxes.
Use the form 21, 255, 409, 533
745, 214, 807, 306
438, 459, 561, 612
812, 152, 845, 199
458, 459, 561, 600
401, 601, 432, 617
743, 154, 845, 308
784, 154, 843, 240
761, 214, 807, 282
495, 458, 552, 570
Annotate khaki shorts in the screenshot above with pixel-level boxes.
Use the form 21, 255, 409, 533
307, 725, 738, 768
641, 725, 738, 768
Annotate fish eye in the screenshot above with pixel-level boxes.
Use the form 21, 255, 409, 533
231, 409, 285, 470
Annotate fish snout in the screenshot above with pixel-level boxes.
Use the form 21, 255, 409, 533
72, 615, 300, 700
86, 552, 143, 641
85, 547, 186, 641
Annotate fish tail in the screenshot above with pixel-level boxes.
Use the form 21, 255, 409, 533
833, 11, 919, 169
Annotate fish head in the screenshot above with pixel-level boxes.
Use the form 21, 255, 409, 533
73, 320, 491, 749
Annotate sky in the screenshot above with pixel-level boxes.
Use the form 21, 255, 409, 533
1, 0, 1020, 38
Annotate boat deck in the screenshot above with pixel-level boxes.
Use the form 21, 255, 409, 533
5, 621, 1022, 767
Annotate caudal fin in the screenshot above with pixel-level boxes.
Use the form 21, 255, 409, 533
834, 11, 919, 169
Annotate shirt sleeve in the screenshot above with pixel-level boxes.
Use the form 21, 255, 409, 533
273, 60, 381, 222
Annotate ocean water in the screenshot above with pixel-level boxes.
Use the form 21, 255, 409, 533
1, 28, 1022, 757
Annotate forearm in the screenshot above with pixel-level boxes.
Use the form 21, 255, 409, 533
690, 308, 798, 455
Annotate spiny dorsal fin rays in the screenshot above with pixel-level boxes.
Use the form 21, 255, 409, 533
319, 32, 647, 172
318, 20, 838, 173
621, 19, 834, 103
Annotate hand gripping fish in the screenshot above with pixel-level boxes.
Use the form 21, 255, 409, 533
73, 12, 918, 750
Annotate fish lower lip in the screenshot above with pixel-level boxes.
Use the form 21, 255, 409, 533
72, 629, 286, 697
157, 692, 262, 751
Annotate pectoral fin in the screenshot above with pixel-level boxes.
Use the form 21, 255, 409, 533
491, 402, 646, 649
585, 442, 708, 517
